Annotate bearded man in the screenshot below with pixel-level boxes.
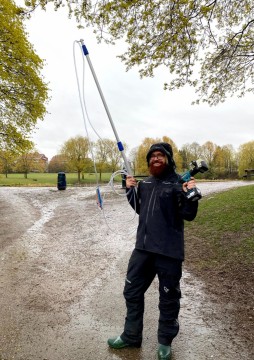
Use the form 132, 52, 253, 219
107, 142, 199, 360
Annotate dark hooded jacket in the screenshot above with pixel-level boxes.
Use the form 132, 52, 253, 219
127, 168, 198, 261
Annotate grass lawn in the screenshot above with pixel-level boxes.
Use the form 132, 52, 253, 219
0, 172, 122, 187
185, 185, 254, 347
185, 184, 254, 268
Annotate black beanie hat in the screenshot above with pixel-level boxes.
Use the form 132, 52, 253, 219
146, 142, 176, 169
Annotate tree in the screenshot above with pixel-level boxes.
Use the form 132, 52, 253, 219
221, 145, 237, 177
0, 150, 17, 177
107, 139, 126, 173
128, 146, 138, 175
200, 141, 217, 178
180, 141, 238, 179
31, 151, 48, 172
213, 144, 237, 179
95, 139, 110, 181
200, 141, 217, 165
238, 141, 254, 177
30, 0, 254, 105
94, 138, 124, 181
60, 136, 90, 182
48, 154, 68, 173
180, 142, 202, 169
213, 146, 227, 179
14, 145, 38, 178
0, 0, 48, 152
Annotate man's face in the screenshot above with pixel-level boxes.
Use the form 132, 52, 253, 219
149, 151, 167, 176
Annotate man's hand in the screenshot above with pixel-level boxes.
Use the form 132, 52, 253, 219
182, 177, 196, 192
126, 175, 138, 189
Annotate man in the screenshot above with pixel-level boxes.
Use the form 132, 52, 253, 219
107, 142, 199, 360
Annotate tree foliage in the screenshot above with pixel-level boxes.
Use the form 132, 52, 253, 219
0, 150, 17, 178
27, 0, 254, 105
238, 140, 254, 176
128, 146, 138, 174
132, 137, 243, 179
48, 154, 68, 173
180, 142, 202, 169
94, 138, 124, 180
181, 141, 238, 179
200, 141, 216, 167
12, 147, 50, 178
60, 135, 90, 181
0, 0, 48, 152
94, 138, 109, 179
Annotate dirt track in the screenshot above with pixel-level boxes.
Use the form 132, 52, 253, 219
0, 181, 253, 360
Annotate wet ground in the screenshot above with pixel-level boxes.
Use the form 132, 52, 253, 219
0, 181, 253, 360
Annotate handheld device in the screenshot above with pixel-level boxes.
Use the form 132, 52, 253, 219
180, 159, 208, 201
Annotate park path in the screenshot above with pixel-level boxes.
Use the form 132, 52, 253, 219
0, 181, 253, 360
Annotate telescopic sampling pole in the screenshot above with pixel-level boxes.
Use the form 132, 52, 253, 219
80, 39, 132, 176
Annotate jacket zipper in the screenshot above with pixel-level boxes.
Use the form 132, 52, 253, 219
144, 184, 156, 248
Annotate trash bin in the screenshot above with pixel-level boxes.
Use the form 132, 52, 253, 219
57, 172, 66, 190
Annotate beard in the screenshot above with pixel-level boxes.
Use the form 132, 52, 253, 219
149, 162, 169, 177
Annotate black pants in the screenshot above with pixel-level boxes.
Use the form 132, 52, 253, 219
121, 249, 182, 346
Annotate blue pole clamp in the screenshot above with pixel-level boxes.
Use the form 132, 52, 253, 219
82, 44, 89, 56
96, 187, 103, 209
117, 141, 124, 151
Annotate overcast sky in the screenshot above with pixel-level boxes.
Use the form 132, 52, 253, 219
20, 2, 253, 160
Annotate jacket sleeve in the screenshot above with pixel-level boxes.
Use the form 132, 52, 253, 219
174, 184, 198, 221
180, 195, 198, 221
126, 185, 140, 214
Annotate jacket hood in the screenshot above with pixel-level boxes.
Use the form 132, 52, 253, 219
146, 142, 176, 169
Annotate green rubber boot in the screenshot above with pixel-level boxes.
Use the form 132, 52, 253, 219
157, 344, 172, 360
107, 336, 141, 349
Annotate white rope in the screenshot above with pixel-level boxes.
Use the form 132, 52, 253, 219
100, 170, 138, 235
73, 41, 137, 236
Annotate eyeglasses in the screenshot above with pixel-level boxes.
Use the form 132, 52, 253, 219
150, 154, 165, 160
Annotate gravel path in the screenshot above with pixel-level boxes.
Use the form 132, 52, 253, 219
0, 180, 253, 360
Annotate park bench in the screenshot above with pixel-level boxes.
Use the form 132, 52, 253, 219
243, 169, 254, 180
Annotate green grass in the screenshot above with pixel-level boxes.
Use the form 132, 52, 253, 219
0, 172, 122, 187
186, 185, 254, 267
